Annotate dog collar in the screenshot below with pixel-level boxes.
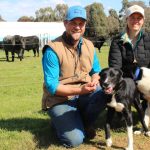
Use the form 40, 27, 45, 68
134, 67, 140, 80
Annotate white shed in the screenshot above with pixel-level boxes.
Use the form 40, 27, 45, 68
0, 22, 65, 47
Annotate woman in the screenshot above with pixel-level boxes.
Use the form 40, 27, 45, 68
109, 5, 150, 78
108, 5, 150, 127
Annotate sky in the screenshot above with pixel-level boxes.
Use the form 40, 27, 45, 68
0, 0, 148, 22
0, 0, 121, 21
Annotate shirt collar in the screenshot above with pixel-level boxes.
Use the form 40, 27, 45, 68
77, 38, 83, 56
62, 31, 83, 56
120, 30, 143, 44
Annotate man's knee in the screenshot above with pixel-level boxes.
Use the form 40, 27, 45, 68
60, 129, 85, 147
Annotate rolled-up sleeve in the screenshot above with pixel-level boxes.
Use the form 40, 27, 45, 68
42, 47, 59, 95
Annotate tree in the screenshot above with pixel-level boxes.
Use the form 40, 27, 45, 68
144, 7, 150, 32
129, 1, 146, 8
17, 16, 35, 22
107, 9, 120, 38
35, 7, 54, 22
119, 0, 129, 15
85, 3, 108, 38
54, 4, 68, 21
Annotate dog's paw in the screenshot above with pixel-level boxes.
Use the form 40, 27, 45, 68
115, 103, 124, 112
134, 129, 142, 135
125, 147, 133, 150
106, 138, 112, 147
145, 131, 150, 137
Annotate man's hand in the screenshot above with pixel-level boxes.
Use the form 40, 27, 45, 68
55, 73, 100, 96
80, 82, 97, 94
91, 73, 100, 86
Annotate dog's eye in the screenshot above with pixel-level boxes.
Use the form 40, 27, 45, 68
110, 72, 115, 77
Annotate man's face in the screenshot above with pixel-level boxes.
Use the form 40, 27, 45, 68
64, 18, 86, 41
127, 13, 144, 32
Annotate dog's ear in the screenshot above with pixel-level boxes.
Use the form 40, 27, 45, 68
118, 69, 123, 77
99, 68, 104, 77
114, 68, 123, 77
99, 71, 102, 77
99, 68, 108, 77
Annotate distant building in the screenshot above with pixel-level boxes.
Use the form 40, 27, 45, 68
0, 22, 65, 48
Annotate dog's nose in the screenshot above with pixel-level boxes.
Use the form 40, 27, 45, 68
103, 82, 109, 87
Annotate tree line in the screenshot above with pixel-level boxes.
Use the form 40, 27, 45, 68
0, 0, 150, 40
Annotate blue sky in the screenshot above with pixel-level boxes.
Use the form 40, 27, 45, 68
0, 0, 148, 21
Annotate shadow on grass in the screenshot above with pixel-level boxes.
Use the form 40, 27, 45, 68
87, 140, 125, 150
0, 56, 21, 62
0, 115, 60, 149
0, 55, 37, 62
95, 108, 142, 130
0, 109, 142, 149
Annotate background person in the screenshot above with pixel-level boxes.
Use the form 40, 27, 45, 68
109, 5, 150, 113
41, 5, 107, 148
109, 4, 150, 78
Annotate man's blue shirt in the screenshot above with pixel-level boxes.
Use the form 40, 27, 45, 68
42, 44, 101, 95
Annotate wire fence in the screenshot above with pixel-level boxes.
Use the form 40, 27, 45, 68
0, 39, 111, 48
1, 43, 39, 46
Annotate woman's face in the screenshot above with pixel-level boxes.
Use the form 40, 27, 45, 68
127, 13, 144, 33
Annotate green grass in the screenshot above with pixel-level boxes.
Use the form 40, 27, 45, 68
0, 47, 149, 150
0, 50, 51, 150
97, 46, 109, 68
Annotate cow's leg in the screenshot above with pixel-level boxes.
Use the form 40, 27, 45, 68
22, 49, 24, 59
105, 107, 115, 147
19, 54, 22, 61
5, 50, 9, 61
11, 51, 14, 62
37, 48, 39, 57
33, 49, 36, 57
19, 49, 24, 61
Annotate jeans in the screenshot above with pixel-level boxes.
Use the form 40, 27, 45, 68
48, 86, 107, 147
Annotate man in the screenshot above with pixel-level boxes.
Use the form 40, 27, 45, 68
42, 5, 106, 148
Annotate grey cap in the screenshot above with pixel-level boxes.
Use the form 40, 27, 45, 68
125, 5, 144, 18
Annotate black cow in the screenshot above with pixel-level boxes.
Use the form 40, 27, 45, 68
93, 37, 106, 53
86, 36, 106, 53
0, 41, 3, 49
3, 35, 24, 61
22, 36, 39, 57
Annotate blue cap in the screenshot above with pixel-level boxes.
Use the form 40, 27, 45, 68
65, 6, 87, 21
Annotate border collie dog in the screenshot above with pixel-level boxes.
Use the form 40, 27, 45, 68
134, 67, 150, 132
99, 67, 149, 150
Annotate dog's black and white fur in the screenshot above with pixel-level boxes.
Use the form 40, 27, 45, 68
99, 67, 149, 150
133, 67, 150, 133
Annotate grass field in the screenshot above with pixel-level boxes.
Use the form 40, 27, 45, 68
0, 47, 150, 150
